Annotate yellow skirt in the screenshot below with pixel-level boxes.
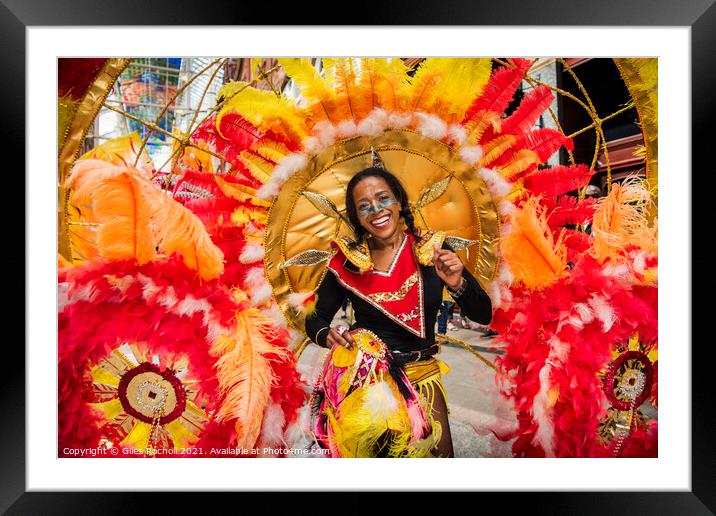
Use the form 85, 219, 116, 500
402, 357, 451, 417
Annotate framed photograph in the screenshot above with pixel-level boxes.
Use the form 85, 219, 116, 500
11, 0, 710, 513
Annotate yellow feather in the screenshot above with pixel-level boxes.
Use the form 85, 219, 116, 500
279, 58, 337, 125
353, 58, 381, 112
231, 205, 267, 226
408, 58, 444, 113
254, 140, 291, 164
120, 420, 151, 448
90, 398, 124, 421
373, 58, 412, 112
165, 418, 199, 447
214, 176, 257, 202
463, 110, 502, 146
239, 151, 273, 184
433, 58, 493, 123
279, 58, 335, 109
501, 196, 568, 289
78, 132, 155, 175
343, 58, 378, 121
500, 149, 540, 178
408, 58, 492, 122
218, 81, 308, 144
478, 134, 518, 167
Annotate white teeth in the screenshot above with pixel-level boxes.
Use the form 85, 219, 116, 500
371, 215, 390, 227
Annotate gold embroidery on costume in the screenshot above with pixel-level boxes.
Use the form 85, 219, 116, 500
333, 236, 373, 272
367, 272, 418, 302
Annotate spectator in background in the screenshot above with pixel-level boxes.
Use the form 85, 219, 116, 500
436, 288, 455, 334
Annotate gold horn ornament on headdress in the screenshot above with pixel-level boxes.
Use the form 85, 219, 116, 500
370, 146, 386, 169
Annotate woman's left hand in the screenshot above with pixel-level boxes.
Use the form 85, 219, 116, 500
432, 242, 464, 290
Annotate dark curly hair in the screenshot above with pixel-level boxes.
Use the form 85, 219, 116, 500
345, 167, 420, 242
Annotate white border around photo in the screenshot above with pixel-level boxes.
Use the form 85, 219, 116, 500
28, 26, 690, 491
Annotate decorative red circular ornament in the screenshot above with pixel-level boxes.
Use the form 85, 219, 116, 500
117, 362, 187, 425
602, 350, 654, 411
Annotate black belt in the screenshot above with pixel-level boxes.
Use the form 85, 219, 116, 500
391, 344, 439, 366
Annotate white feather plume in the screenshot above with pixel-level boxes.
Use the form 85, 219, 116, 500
364, 381, 399, 420
477, 167, 512, 198
588, 293, 616, 332
459, 144, 484, 165
497, 261, 515, 284
245, 266, 267, 287
550, 335, 570, 363
313, 120, 337, 146
287, 291, 315, 310
356, 108, 388, 136
251, 283, 273, 307
497, 199, 517, 218
531, 361, 556, 457
260, 302, 288, 329
387, 112, 413, 129
239, 242, 265, 264
446, 124, 468, 146
302, 136, 321, 155
336, 120, 358, 138
573, 302, 594, 325
415, 112, 448, 139
256, 181, 281, 200
488, 281, 503, 309
259, 402, 286, 447
175, 295, 212, 318
284, 402, 313, 449
272, 153, 308, 183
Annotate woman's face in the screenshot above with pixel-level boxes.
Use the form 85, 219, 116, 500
352, 176, 402, 241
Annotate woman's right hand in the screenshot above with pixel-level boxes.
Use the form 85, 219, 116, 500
326, 325, 355, 350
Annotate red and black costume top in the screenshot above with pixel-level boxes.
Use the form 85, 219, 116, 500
305, 230, 493, 354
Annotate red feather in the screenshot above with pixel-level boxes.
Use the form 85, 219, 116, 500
518, 128, 573, 163
217, 112, 263, 150
464, 58, 532, 121
184, 197, 241, 227
545, 196, 598, 229
501, 85, 554, 135
172, 170, 224, 199
191, 115, 251, 166
561, 228, 592, 262
523, 164, 594, 197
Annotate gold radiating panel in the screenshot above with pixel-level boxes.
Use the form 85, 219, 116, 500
264, 129, 500, 333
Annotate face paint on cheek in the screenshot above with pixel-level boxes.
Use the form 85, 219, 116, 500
357, 197, 397, 218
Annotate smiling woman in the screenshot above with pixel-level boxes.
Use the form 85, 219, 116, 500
305, 161, 493, 457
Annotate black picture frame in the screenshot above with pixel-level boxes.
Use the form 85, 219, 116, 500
7, 0, 711, 513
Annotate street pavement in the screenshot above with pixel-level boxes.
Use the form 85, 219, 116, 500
294, 315, 517, 458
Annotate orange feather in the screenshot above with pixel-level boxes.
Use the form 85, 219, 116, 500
501, 196, 568, 289
211, 308, 287, 449
591, 180, 657, 263
65, 159, 224, 280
